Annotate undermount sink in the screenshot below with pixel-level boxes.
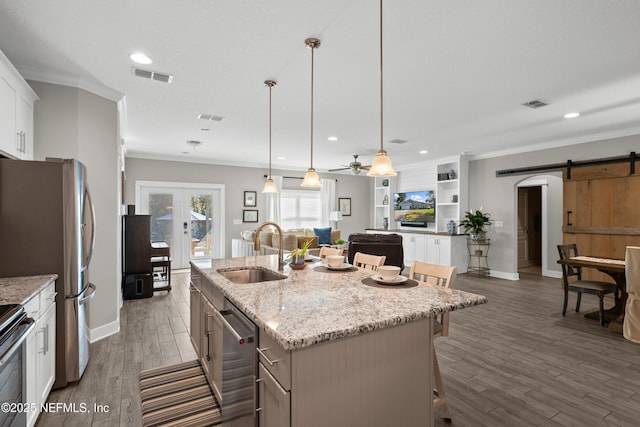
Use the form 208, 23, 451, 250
217, 267, 286, 284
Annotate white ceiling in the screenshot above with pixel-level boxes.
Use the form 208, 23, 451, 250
1, 0, 640, 173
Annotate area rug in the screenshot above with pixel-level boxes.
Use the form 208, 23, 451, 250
139, 359, 221, 427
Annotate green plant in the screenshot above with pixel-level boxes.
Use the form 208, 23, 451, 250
335, 238, 345, 245
287, 239, 312, 263
459, 209, 492, 236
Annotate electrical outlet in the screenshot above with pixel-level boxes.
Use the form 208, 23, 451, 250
233, 219, 242, 225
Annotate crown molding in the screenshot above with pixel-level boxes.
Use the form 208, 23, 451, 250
17, 64, 124, 102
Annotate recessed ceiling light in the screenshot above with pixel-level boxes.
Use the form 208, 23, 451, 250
419, 150, 428, 154
200, 127, 210, 131
277, 156, 285, 160
129, 52, 153, 65
328, 136, 338, 141
564, 112, 580, 119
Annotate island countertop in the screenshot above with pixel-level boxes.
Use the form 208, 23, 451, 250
0, 274, 58, 305
191, 255, 487, 351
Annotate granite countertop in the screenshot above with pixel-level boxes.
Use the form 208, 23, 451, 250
191, 256, 487, 351
0, 274, 58, 305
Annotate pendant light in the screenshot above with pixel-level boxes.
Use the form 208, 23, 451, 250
262, 80, 278, 193
301, 37, 322, 188
367, 0, 397, 177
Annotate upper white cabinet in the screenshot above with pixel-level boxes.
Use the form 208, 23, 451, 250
435, 156, 469, 233
373, 177, 392, 229
0, 49, 38, 159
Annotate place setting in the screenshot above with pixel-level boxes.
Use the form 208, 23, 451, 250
363, 266, 418, 288
313, 255, 358, 273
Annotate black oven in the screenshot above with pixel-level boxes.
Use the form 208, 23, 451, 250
0, 304, 35, 427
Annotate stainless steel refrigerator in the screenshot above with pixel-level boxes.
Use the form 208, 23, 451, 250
0, 158, 96, 389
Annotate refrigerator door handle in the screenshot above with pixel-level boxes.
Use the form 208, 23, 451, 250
83, 187, 96, 268
79, 283, 97, 305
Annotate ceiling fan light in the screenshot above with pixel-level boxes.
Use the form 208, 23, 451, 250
301, 168, 321, 187
367, 150, 397, 177
350, 168, 361, 176
262, 178, 278, 193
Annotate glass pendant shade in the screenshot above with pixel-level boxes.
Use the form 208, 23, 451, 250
262, 178, 278, 193
301, 167, 321, 187
367, 149, 397, 177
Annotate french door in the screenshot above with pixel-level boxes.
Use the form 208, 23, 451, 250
136, 181, 225, 269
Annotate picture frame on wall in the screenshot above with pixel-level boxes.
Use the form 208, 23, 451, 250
244, 191, 257, 207
338, 197, 351, 216
243, 209, 258, 223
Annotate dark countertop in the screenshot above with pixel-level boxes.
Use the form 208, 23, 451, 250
365, 228, 466, 237
0, 274, 58, 305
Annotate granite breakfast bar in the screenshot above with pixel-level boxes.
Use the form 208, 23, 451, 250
191, 255, 487, 427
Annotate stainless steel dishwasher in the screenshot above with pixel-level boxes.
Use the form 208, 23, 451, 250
214, 299, 257, 427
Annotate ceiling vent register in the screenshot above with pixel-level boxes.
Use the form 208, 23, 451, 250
197, 113, 225, 122
522, 100, 547, 109
132, 67, 173, 83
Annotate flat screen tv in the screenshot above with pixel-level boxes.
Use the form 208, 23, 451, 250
393, 190, 435, 227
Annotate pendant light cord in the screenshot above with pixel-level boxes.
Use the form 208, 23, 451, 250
310, 42, 315, 168
379, 0, 384, 153
268, 83, 273, 177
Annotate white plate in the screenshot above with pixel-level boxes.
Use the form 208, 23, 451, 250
372, 275, 408, 285
326, 263, 353, 271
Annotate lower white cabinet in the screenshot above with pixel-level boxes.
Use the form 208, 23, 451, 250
24, 281, 56, 427
258, 363, 291, 427
425, 235, 451, 265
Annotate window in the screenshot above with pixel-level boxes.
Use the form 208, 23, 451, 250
280, 189, 321, 230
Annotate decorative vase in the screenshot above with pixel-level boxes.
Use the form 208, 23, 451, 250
289, 255, 306, 269
382, 179, 389, 187
447, 220, 457, 235
383, 217, 389, 230
382, 194, 389, 205
447, 169, 457, 180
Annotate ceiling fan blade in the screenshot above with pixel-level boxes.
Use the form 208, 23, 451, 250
360, 165, 371, 170
329, 167, 350, 172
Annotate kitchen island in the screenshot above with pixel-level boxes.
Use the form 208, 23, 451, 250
191, 255, 487, 427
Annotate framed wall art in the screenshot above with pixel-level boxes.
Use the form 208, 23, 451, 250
243, 209, 258, 223
244, 191, 257, 207
339, 197, 351, 216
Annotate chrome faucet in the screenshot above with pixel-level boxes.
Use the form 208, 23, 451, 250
254, 221, 284, 271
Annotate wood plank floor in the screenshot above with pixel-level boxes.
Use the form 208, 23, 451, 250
37, 269, 640, 426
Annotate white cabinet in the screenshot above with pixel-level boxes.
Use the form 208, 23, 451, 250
425, 235, 451, 265
402, 233, 426, 266
258, 363, 291, 427
0, 49, 38, 159
23, 281, 56, 427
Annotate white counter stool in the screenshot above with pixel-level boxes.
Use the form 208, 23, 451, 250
409, 261, 458, 423
624, 246, 640, 343
352, 252, 386, 271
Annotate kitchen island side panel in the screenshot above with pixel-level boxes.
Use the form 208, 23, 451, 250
291, 317, 432, 427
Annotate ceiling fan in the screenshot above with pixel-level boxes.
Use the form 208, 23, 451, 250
329, 154, 371, 175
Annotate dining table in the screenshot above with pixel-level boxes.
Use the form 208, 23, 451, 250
557, 255, 626, 333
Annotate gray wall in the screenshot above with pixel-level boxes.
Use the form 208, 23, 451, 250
30, 81, 121, 339
467, 134, 640, 278
123, 158, 372, 257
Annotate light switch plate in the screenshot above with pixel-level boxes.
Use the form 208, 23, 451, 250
494, 220, 504, 228
233, 219, 242, 225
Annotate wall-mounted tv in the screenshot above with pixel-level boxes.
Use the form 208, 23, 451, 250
393, 190, 435, 227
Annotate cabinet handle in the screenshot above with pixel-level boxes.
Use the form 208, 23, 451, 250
256, 347, 279, 366
43, 324, 49, 355
16, 132, 22, 152
205, 314, 212, 362
254, 377, 262, 413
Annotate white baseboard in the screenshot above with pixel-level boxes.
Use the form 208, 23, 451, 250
489, 270, 519, 281
543, 269, 563, 279
89, 318, 120, 343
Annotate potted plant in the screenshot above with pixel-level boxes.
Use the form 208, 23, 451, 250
287, 239, 312, 269
335, 238, 346, 249
459, 209, 492, 241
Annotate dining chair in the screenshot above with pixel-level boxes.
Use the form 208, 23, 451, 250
409, 261, 457, 423
352, 252, 386, 271
624, 246, 640, 343
318, 246, 342, 262
557, 244, 619, 326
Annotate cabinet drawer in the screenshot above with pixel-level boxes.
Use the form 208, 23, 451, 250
23, 294, 40, 319
40, 282, 57, 310
258, 330, 291, 390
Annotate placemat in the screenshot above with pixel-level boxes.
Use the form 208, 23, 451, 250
313, 265, 358, 273
361, 277, 418, 288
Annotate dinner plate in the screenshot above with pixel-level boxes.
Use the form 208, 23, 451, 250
372, 275, 408, 285
326, 263, 353, 271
